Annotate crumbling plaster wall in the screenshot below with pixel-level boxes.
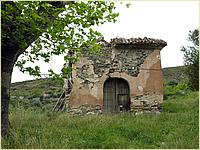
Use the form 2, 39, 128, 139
69, 44, 163, 114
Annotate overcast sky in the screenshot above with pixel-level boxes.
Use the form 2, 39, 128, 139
11, 1, 199, 83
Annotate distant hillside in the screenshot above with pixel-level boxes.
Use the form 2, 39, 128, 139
163, 65, 188, 84
11, 78, 63, 98
10, 78, 63, 109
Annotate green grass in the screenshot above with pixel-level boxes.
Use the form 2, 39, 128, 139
2, 91, 199, 149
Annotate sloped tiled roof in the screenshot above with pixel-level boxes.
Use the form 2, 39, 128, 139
110, 37, 167, 49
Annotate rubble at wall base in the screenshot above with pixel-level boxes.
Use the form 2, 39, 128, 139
67, 94, 162, 116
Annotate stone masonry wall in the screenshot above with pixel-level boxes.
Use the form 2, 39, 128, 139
68, 37, 166, 115
83, 46, 154, 78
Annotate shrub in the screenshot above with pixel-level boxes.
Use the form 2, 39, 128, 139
164, 83, 191, 100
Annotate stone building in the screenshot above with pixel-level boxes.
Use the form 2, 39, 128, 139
67, 37, 167, 115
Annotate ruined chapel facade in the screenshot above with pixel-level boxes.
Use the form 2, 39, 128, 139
66, 37, 167, 115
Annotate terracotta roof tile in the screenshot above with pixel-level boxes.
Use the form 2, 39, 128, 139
110, 37, 167, 49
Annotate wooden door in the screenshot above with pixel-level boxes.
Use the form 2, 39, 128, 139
103, 78, 130, 113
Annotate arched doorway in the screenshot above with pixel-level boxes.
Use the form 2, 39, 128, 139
103, 78, 130, 113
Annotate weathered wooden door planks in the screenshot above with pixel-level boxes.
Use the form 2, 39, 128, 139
103, 78, 130, 113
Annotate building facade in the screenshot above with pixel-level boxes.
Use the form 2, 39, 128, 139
67, 37, 167, 115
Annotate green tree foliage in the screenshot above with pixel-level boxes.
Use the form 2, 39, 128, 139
1, 1, 119, 138
181, 29, 199, 90
2, 1, 119, 78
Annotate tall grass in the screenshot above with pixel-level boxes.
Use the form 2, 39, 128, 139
2, 91, 199, 149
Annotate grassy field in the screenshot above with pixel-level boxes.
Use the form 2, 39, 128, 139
2, 89, 199, 149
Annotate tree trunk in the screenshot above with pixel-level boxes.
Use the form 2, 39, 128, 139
1, 1, 70, 138
1, 56, 14, 138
